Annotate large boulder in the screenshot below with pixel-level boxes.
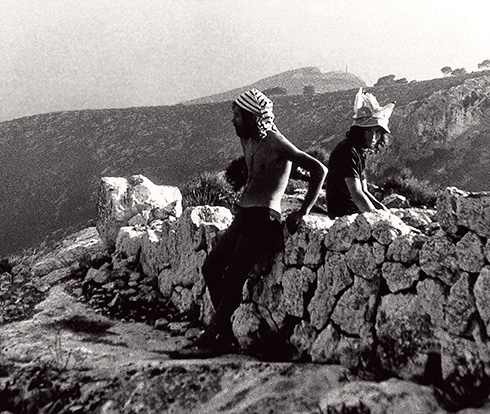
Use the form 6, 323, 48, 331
438, 187, 490, 238
96, 175, 182, 248
283, 214, 333, 268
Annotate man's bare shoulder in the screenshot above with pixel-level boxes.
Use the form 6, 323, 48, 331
265, 129, 296, 149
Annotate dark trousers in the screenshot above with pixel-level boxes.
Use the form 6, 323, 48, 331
202, 207, 283, 340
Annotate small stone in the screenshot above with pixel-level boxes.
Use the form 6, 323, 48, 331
168, 321, 191, 334
154, 318, 169, 330
184, 327, 203, 340
107, 293, 121, 308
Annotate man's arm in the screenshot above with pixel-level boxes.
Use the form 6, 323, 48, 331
274, 133, 327, 231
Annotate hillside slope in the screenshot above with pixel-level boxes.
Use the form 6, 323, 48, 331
1, 70, 490, 256
184, 67, 365, 104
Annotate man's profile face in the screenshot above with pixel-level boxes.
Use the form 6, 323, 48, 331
232, 104, 255, 139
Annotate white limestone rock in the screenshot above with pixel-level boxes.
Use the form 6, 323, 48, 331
420, 232, 459, 285
170, 285, 194, 314
456, 231, 486, 273
115, 226, 146, 258
331, 276, 379, 335
371, 211, 413, 245
42, 267, 73, 287
349, 210, 412, 245
474, 266, 490, 337
437, 330, 484, 384
152, 210, 212, 307
324, 214, 357, 252
445, 272, 477, 335
310, 324, 341, 363
386, 233, 427, 264
280, 267, 316, 318
455, 191, 490, 238
350, 211, 381, 242
486, 239, 490, 263
186, 205, 233, 252
140, 221, 174, 278
320, 379, 443, 414
308, 252, 353, 330
157, 268, 173, 298
436, 186, 467, 235
96, 175, 182, 248
289, 321, 318, 358
416, 278, 446, 329
383, 193, 409, 208
381, 262, 421, 293
372, 242, 386, 265
345, 243, 379, 280
249, 254, 288, 330
283, 214, 333, 268
231, 303, 262, 350
438, 187, 490, 238
336, 336, 363, 370
155, 207, 228, 295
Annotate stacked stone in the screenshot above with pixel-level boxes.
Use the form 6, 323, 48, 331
0, 267, 48, 324
97, 175, 490, 386
114, 205, 232, 325
233, 187, 490, 384
80, 261, 166, 322
96, 175, 234, 327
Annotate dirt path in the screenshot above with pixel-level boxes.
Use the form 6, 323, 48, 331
1, 268, 486, 413
0, 284, 356, 413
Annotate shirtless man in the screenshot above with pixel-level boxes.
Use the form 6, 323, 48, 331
194, 89, 327, 352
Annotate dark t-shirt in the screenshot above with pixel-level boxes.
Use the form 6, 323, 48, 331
326, 138, 366, 218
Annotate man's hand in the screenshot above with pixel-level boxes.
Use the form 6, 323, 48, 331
286, 210, 304, 234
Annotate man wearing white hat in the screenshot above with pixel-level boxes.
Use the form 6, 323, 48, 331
190, 88, 327, 355
326, 88, 395, 218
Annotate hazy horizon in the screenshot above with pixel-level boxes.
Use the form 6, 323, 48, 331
1, 0, 489, 121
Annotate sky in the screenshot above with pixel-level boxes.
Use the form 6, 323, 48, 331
0, 0, 489, 120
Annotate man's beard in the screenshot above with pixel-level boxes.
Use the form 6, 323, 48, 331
234, 122, 255, 139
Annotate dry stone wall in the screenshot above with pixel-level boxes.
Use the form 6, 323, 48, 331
98, 176, 490, 384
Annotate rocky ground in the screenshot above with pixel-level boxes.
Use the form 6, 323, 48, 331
1, 229, 490, 413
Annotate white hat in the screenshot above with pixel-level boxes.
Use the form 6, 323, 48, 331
352, 88, 395, 133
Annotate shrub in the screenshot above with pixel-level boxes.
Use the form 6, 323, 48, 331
285, 179, 306, 195
306, 147, 330, 167
290, 147, 330, 184
225, 156, 247, 191
262, 86, 287, 96
182, 171, 240, 211
379, 171, 438, 208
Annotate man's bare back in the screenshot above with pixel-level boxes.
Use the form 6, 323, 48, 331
240, 130, 292, 214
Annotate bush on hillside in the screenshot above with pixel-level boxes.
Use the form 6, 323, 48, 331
182, 171, 240, 211
290, 147, 330, 185
262, 86, 288, 96
225, 156, 247, 191
285, 179, 306, 195
379, 170, 438, 208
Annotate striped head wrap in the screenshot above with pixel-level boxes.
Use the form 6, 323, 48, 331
235, 88, 276, 138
